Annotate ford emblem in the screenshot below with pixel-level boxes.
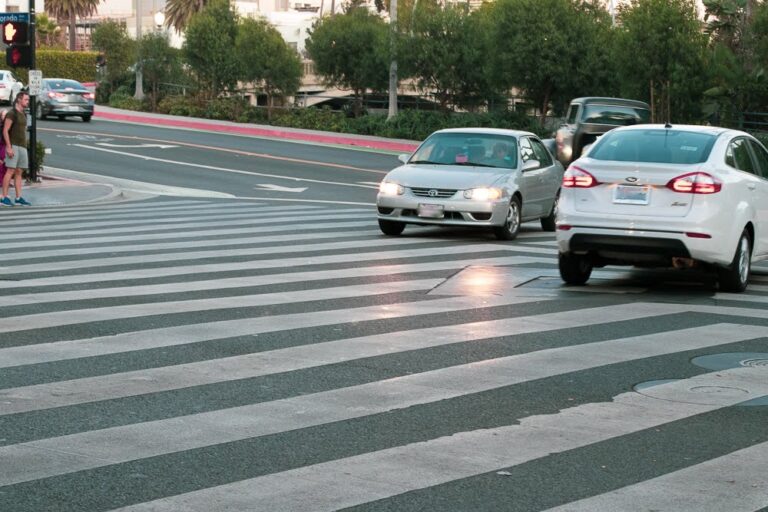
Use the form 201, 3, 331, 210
625, 177, 638, 183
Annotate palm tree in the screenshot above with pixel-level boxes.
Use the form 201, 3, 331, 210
164, 0, 207, 33
45, 0, 102, 50
35, 13, 62, 47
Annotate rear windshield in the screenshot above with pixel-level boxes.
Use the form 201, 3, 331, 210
581, 104, 650, 126
46, 80, 86, 90
588, 129, 717, 164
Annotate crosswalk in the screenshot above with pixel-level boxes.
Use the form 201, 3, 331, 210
0, 198, 766, 512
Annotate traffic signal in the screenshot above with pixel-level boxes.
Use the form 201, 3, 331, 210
1, 21, 28, 45
6, 44, 31, 68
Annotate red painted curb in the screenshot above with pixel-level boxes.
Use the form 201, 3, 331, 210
93, 110, 420, 153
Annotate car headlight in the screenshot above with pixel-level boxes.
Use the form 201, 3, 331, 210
379, 181, 404, 196
463, 188, 502, 201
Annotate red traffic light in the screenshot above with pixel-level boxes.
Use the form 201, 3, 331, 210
2, 21, 28, 45
6, 45, 31, 68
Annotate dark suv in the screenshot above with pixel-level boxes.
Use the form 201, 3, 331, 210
555, 97, 651, 166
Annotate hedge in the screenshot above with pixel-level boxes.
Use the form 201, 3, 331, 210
11, 50, 98, 84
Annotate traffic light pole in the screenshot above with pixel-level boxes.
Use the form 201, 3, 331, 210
28, 0, 37, 182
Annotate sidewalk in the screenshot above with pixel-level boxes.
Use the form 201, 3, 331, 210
12, 106, 420, 208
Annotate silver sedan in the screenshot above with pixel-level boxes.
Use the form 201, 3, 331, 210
376, 128, 564, 240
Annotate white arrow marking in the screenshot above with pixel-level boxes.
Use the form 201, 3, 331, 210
96, 143, 178, 149
255, 184, 307, 193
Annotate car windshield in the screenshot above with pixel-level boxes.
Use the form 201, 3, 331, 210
47, 80, 86, 90
588, 129, 717, 164
581, 105, 650, 126
409, 133, 518, 169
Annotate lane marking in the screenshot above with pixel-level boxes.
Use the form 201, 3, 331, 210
96, 143, 178, 149
42, 127, 389, 173
254, 184, 307, 193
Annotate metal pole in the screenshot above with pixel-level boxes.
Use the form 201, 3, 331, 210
387, 0, 398, 120
29, 0, 37, 182
134, 0, 144, 100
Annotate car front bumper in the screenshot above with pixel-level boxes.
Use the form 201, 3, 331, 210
377, 193, 510, 227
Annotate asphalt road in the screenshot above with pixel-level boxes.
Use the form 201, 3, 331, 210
2, 116, 764, 511
39, 116, 399, 204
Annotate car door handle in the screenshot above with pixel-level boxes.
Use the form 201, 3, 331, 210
748, 183, 756, 190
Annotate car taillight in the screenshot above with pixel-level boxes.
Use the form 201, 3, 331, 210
563, 166, 599, 188
84, 92, 95, 100
48, 92, 66, 99
666, 172, 722, 194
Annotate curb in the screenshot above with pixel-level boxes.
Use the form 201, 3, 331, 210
92, 109, 421, 153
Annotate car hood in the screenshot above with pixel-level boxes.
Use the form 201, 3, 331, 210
384, 164, 510, 189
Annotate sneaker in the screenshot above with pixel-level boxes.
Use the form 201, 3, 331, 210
14, 197, 30, 206
0, 197, 13, 207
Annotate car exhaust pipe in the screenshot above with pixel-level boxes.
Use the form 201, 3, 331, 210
672, 257, 696, 269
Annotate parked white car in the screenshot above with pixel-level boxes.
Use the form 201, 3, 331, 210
0, 70, 23, 104
556, 124, 768, 292
377, 128, 564, 240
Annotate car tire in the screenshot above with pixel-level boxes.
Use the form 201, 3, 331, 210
36, 105, 46, 120
559, 252, 592, 285
718, 230, 751, 293
57, 115, 65, 121
378, 219, 405, 236
82, 115, 92, 123
540, 191, 559, 232
493, 196, 522, 241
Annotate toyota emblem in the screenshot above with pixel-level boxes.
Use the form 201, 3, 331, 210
428, 189, 439, 197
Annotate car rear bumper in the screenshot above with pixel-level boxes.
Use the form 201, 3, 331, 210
43, 104, 94, 116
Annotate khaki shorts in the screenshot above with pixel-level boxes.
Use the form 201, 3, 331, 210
5, 145, 28, 170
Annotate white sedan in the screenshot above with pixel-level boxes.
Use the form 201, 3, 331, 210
556, 124, 768, 292
377, 128, 564, 240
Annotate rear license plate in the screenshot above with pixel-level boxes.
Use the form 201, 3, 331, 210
418, 203, 444, 218
613, 185, 650, 205
66, 106, 80, 111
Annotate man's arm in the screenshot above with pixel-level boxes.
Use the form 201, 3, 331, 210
3, 114, 13, 157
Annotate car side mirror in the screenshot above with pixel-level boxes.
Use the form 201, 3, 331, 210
398, 154, 410, 164
521, 159, 540, 171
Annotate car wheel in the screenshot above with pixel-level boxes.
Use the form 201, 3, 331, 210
559, 252, 592, 285
36, 105, 46, 120
540, 190, 559, 232
718, 230, 751, 293
378, 219, 405, 236
82, 115, 92, 123
57, 115, 65, 121
493, 196, 522, 240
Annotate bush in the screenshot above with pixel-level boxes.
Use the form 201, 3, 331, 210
205, 96, 249, 121
12, 50, 98, 83
272, 106, 350, 133
157, 95, 206, 117
108, 90, 145, 111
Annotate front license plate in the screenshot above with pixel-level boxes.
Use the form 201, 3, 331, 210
66, 106, 81, 111
418, 203, 444, 218
613, 185, 650, 205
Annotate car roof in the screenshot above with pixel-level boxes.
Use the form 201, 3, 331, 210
609, 123, 739, 137
433, 127, 536, 138
570, 97, 650, 109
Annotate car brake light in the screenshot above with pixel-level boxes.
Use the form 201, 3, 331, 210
557, 224, 572, 230
666, 172, 721, 194
48, 92, 66, 99
563, 166, 599, 188
84, 92, 95, 100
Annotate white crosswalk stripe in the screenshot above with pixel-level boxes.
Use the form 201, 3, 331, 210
0, 198, 765, 512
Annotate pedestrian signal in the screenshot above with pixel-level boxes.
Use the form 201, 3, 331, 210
6, 45, 31, 68
1, 21, 28, 45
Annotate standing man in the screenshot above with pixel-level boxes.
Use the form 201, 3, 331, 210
2, 91, 31, 206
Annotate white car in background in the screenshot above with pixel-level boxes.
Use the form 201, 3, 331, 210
377, 128, 564, 240
0, 70, 23, 104
556, 124, 768, 292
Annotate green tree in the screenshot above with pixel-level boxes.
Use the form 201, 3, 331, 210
164, 0, 208, 33
614, 0, 708, 122
183, 0, 239, 99
91, 20, 136, 100
489, 0, 613, 119
400, 2, 495, 111
236, 18, 302, 119
45, 0, 103, 50
36, 13, 63, 48
140, 31, 180, 112
305, 7, 389, 115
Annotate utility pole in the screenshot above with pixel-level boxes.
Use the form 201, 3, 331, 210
387, 0, 397, 120
134, 0, 144, 100
28, 0, 38, 182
